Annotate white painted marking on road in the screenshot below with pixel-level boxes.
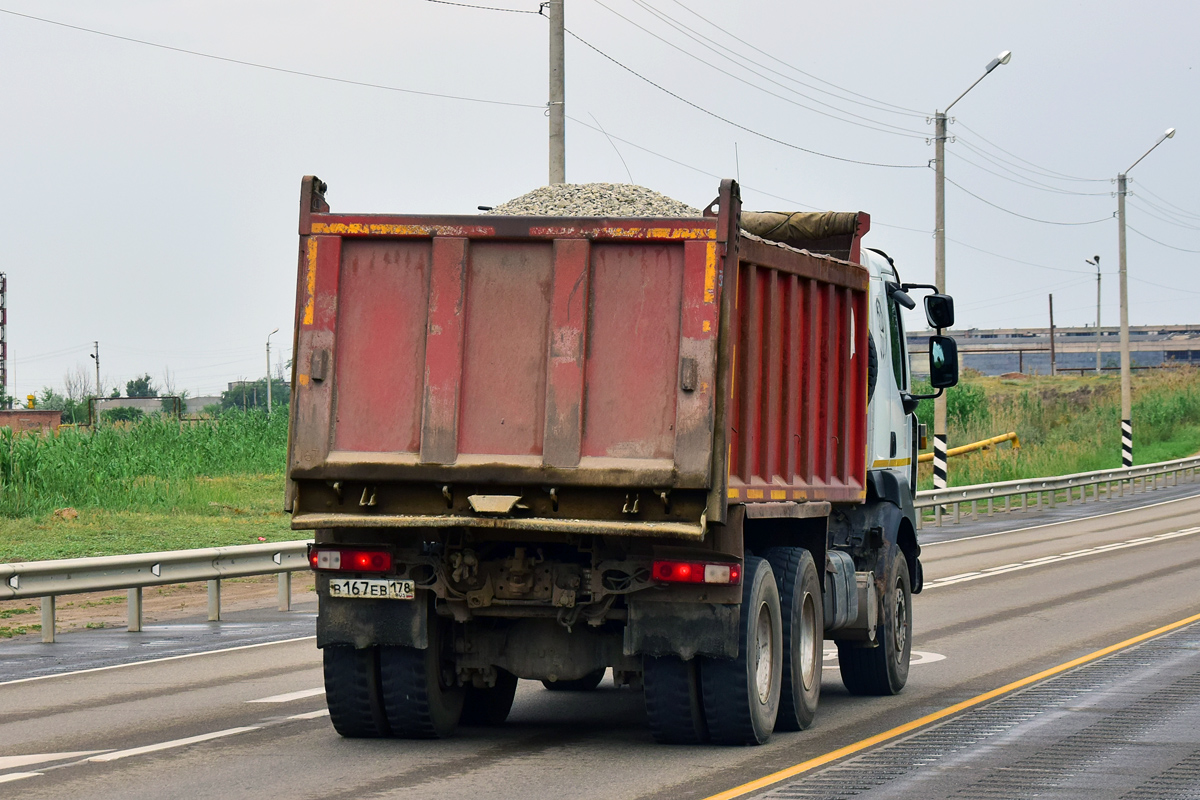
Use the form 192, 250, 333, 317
925, 526, 1200, 589
248, 687, 324, 703
923, 489, 1200, 547
0, 771, 43, 784
822, 649, 945, 665
287, 708, 331, 720
0, 636, 315, 687
0, 751, 109, 770
88, 726, 261, 762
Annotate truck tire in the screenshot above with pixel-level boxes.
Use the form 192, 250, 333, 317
460, 669, 519, 726
323, 645, 390, 738
838, 548, 912, 696
643, 656, 708, 744
701, 556, 783, 745
378, 615, 465, 738
542, 669, 606, 692
762, 547, 823, 731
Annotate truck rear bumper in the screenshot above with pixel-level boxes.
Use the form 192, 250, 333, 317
291, 512, 706, 541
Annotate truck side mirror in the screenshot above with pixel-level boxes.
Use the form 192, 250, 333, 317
924, 294, 954, 330
929, 335, 959, 389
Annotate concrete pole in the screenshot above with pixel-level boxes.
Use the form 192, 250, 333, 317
1095, 259, 1102, 374
1049, 294, 1056, 376
266, 328, 278, 415
1117, 173, 1132, 467
93, 341, 101, 398
932, 111, 948, 490
548, 0, 566, 185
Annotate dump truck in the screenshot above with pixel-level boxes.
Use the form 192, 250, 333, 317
288, 177, 958, 744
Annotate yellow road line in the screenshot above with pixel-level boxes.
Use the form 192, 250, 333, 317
701, 610, 1200, 800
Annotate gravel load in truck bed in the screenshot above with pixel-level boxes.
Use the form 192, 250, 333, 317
487, 183, 701, 217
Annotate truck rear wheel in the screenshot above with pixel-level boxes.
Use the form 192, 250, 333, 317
378, 615, 465, 738
643, 656, 708, 744
763, 547, 823, 731
838, 548, 912, 696
323, 645, 390, 738
701, 556, 783, 745
460, 669, 518, 726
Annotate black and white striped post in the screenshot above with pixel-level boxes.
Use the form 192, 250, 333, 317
1121, 419, 1133, 468
933, 434, 949, 490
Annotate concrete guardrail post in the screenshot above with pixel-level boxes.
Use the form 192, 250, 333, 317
128, 587, 142, 632
278, 572, 292, 612
208, 579, 221, 621
41, 595, 55, 643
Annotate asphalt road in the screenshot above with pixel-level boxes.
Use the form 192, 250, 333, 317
2, 487, 1198, 799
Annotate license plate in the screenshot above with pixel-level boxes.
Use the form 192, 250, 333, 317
328, 578, 415, 600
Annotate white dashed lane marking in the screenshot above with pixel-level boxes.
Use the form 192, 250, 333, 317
924, 526, 1200, 590
247, 688, 325, 703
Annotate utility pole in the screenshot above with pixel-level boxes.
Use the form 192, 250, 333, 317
266, 328, 279, 415
1048, 294, 1056, 376
1117, 128, 1175, 468
90, 341, 101, 398
931, 50, 1011, 491
0, 273, 7, 401
1086, 256, 1101, 373
548, 0, 565, 184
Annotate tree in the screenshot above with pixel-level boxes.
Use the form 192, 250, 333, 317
101, 406, 144, 423
126, 374, 158, 398
220, 377, 289, 411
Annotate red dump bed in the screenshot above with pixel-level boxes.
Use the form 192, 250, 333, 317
287, 178, 868, 525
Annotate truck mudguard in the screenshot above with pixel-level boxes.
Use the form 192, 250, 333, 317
316, 581, 428, 650
626, 599, 740, 660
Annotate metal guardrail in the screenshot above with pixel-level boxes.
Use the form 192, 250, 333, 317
1, 541, 312, 643
914, 455, 1200, 528
5, 455, 1199, 643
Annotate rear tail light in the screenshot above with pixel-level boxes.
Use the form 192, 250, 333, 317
652, 560, 742, 585
308, 547, 392, 573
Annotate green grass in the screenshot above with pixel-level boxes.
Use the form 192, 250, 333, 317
0, 410, 296, 562
0, 410, 287, 517
916, 367, 1200, 488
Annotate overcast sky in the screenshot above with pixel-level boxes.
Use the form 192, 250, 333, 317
2, 0, 1196, 399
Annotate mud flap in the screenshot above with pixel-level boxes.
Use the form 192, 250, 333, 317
626, 598, 740, 660
316, 579, 429, 650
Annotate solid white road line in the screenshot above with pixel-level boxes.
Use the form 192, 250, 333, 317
0, 636, 316, 688
0, 751, 110, 770
0, 772, 44, 783
923, 489, 1200, 547
925, 526, 1200, 589
287, 709, 331, 720
247, 688, 324, 703
88, 726, 261, 763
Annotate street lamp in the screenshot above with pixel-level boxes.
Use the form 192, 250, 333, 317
1116, 127, 1175, 466
1086, 256, 1101, 374
266, 328, 279, 414
932, 50, 1011, 490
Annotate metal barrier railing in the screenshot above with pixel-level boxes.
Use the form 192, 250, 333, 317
5, 454, 1200, 643
914, 455, 1200, 528
1, 541, 311, 643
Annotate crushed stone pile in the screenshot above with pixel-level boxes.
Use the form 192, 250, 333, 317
487, 183, 700, 217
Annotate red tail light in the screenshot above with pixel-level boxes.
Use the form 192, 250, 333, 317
308, 547, 392, 573
652, 560, 742, 585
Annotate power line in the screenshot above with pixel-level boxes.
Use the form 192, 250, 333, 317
945, 177, 1112, 226
657, 0, 926, 117
1126, 225, 1200, 253
1130, 276, 1200, 295
1123, 200, 1200, 231
564, 29, 926, 169
425, 0, 540, 12
1131, 182, 1200, 220
565, 114, 928, 233
596, 0, 929, 135
947, 149, 1111, 197
0, 7, 545, 110
945, 238, 1097, 275
953, 122, 1108, 182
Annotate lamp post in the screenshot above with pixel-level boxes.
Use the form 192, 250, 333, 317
932, 49, 1011, 490
1116, 127, 1175, 466
1086, 256, 1101, 374
266, 328, 279, 414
